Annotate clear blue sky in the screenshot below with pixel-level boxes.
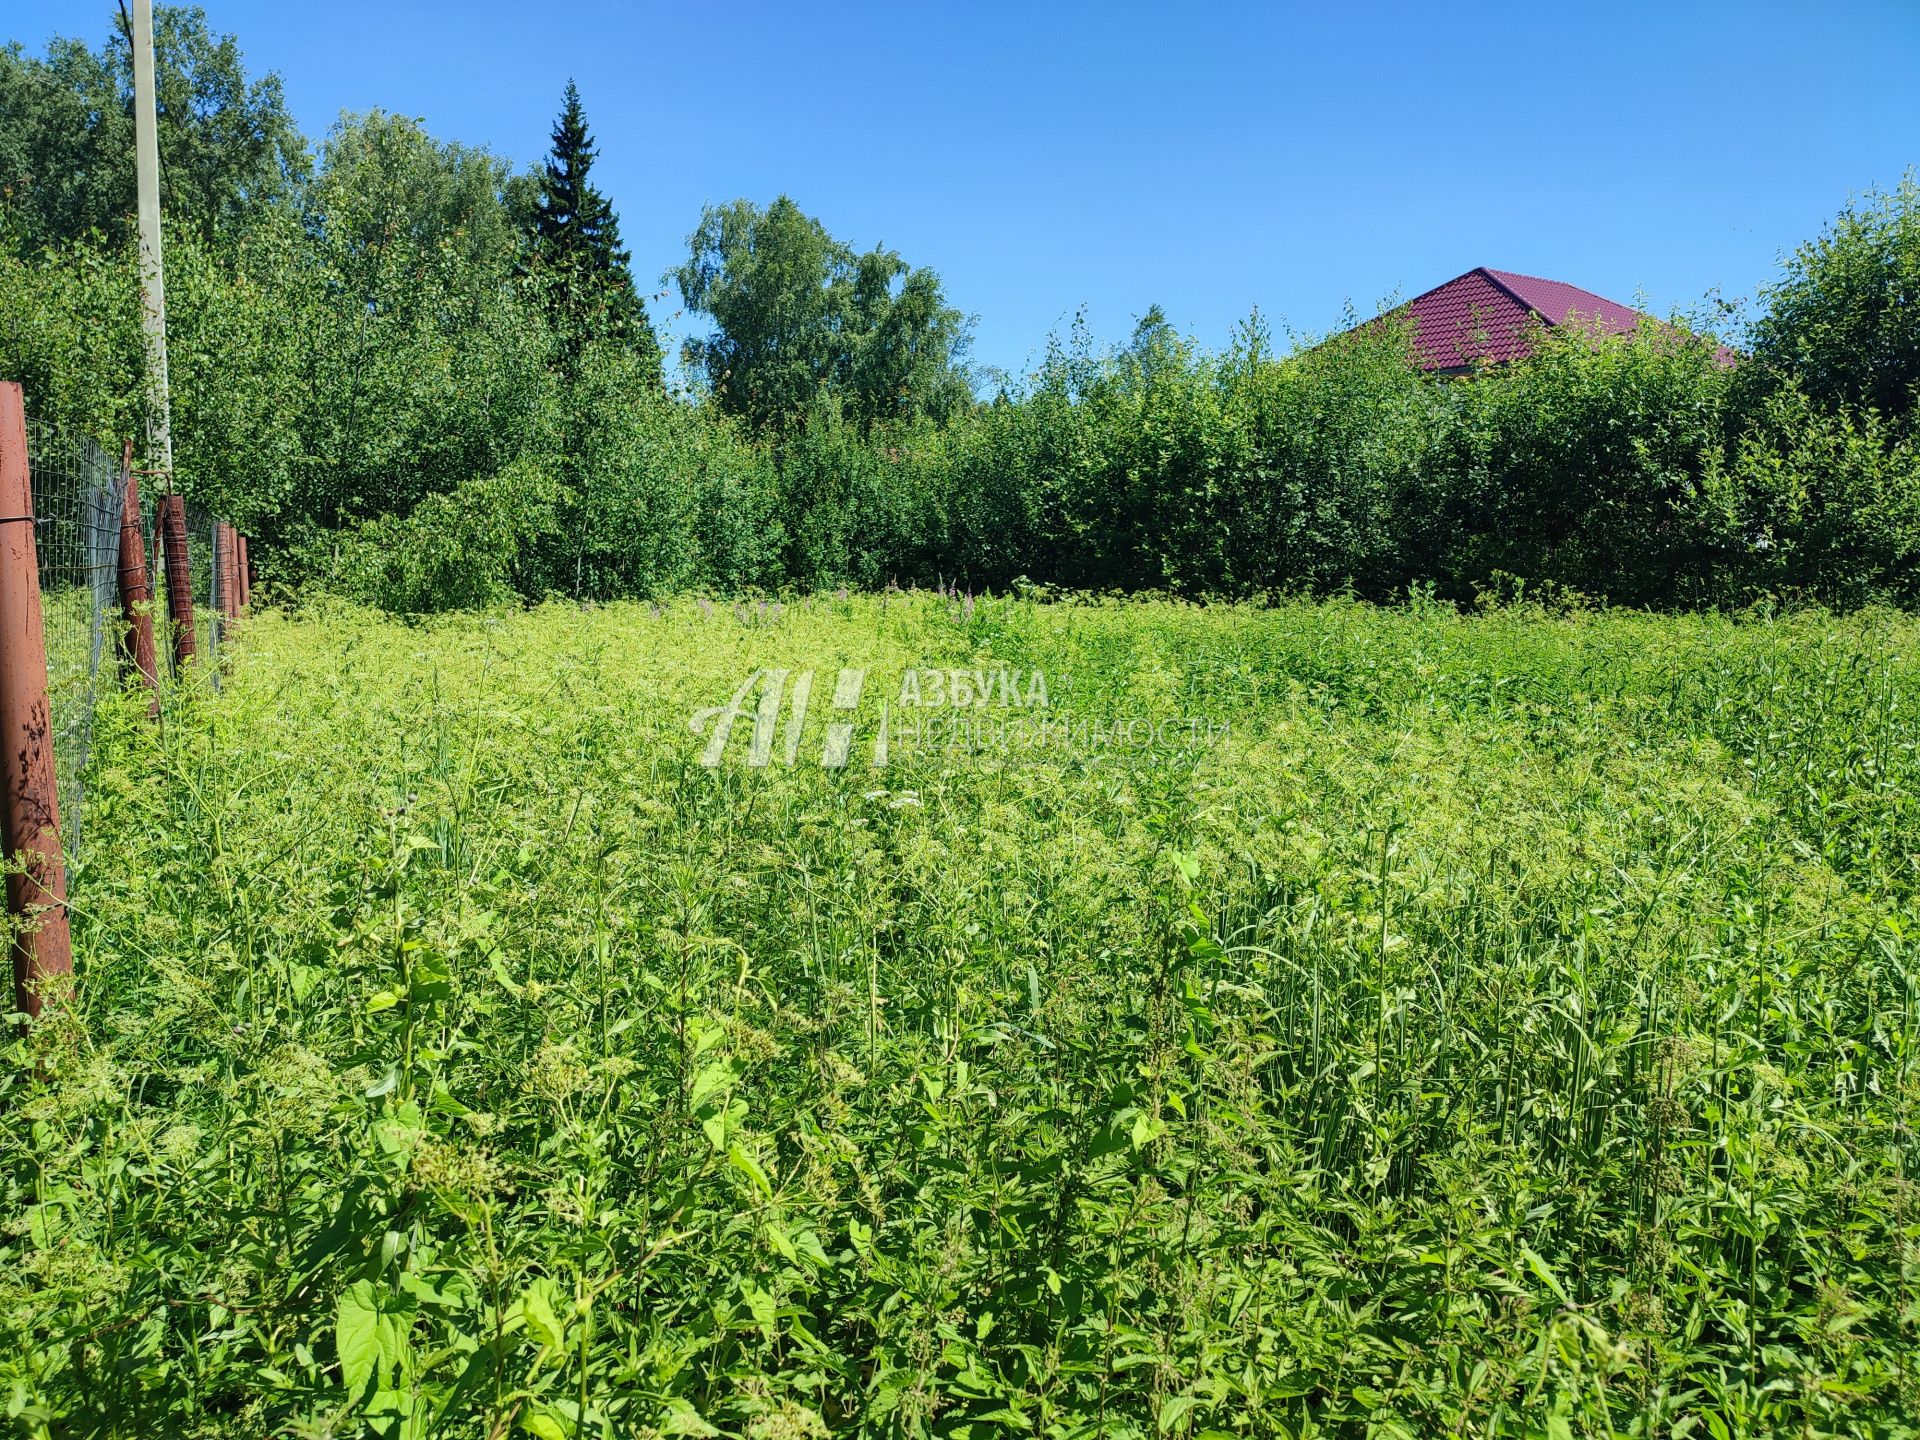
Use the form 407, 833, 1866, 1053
13, 1, 1920, 380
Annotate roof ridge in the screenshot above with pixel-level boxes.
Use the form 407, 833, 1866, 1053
1486, 266, 1628, 312
1475, 266, 1553, 316
1483, 266, 1567, 287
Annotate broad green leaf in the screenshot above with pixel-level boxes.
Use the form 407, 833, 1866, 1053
658, 1397, 721, 1436
688, 1058, 737, 1112
728, 1142, 774, 1199
516, 1278, 567, 1350
1131, 1110, 1164, 1150
334, 1281, 413, 1400
1159, 1394, 1198, 1433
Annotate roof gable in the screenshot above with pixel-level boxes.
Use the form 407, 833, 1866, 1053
1483, 269, 1642, 336
1394, 266, 1646, 371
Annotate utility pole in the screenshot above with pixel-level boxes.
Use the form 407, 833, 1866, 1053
130, 0, 173, 480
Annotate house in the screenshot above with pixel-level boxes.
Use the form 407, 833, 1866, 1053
1377, 266, 1656, 375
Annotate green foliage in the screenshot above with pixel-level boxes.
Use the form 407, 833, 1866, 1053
1746, 173, 1920, 428
156, 111, 561, 535
0, 224, 146, 441
4, 2, 1918, 617
556, 343, 784, 599
1721, 382, 1920, 607
0, 5, 307, 248
6, 595, 1917, 1435
1426, 317, 1739, 605
938, 312, 1445, 596
523, 82, 660, 378
674, 196, 972, 435
318, 459, 563, 612
773, 404, 944, 590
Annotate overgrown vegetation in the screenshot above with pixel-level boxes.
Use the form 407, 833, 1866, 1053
5, 594, 1918, 1437
5, 7, 1919, 1439
6, 12, 1920, 612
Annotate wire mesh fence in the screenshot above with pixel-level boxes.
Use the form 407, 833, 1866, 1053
24, 418, 243, 848
25, 420, 122, 845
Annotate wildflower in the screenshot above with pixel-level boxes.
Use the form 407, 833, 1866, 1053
413, 1137, 506, 1199
746, 1402, 828, 1440
158, 1122, 203, 1163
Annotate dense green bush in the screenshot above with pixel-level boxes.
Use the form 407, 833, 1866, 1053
1745, 174, 1920, 429
1424, 317, 1739, 605
0, 222, 146, 444
773, 405, 945, 590
932, 315, 1435, 597
1722, 383, 1920, 607
1203, 317, 1435, 597
314, 460, 562, 613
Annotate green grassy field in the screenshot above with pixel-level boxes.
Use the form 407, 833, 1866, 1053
5, 594, 1919, 1439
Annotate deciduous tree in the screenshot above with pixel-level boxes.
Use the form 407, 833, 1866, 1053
673, 195, 971, 434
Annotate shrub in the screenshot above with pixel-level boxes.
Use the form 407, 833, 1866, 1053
1744, 173, 1920, 429
319, 459, 562, 613
1427, 317, 1738, 604
772, 403, 945, 590
1723, 383, 1920, 606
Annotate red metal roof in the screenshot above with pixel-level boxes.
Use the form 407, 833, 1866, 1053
1394, 266, 1646, 371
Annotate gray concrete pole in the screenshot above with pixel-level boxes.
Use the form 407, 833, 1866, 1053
131, 0, 173, 479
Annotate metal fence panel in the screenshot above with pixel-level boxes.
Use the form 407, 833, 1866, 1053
25, 420, 121, 843
24, 419, 239, 848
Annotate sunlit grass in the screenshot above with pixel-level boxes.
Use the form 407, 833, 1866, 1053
5, 593, 1917, 1437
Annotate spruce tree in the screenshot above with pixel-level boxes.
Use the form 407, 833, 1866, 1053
528, 81, 659, 376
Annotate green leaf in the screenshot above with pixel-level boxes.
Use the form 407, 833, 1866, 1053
1131, 1110, 1164, 1150
515, 1278, 567, 1351
686, 1014, 727, 1059
486, 950, 524, 999
728, 1142, 774, 1200
700, 1098, 746, 1151
409, 952, 453, 1003
658, 1398, 721, 1436
1159, 1394, 1199, 1433
688, 1058, 737, 1112
1521, 1245, 1571, 1305
334, 1280, 414, 1400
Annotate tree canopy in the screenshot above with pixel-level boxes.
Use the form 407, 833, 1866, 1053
673, 195, 972, 434
1748, 174, 1920, 428
0, 4, 306, 248
522, 81, 658, 377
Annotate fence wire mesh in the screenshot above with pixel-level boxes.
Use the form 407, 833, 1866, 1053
24, 419, 240, 848
25, 420, 121, 844
179, 497, 225, 665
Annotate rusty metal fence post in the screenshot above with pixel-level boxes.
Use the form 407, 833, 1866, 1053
115, 442, 159, 716
219, 521, 240, 620
158, 492, 194, 669
0, 383, 73, 1019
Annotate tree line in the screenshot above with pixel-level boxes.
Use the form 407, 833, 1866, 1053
2, 6, 1918, 611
